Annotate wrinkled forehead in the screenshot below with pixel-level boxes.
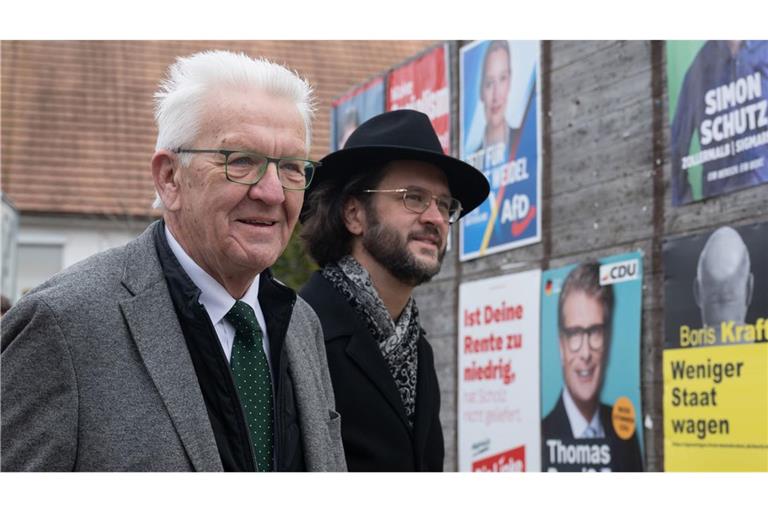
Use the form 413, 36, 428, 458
198, 87, 306, 152
377, 160, 451, 195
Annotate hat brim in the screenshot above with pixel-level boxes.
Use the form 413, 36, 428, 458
313, 145, 490, 217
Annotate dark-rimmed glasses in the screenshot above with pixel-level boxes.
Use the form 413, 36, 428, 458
561, 324, 605, 352
174, 149, 319, 190
362, 187, 463, 224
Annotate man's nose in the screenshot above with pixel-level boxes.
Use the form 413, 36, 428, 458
578, 339, 593, 360
420, 198, 447, 226
248, 162, 285, 205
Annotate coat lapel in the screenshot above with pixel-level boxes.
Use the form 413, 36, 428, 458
304, 273, 412, 431
412, 335, 436, 463
119, 225, 222, 471
345, 328, 412, 432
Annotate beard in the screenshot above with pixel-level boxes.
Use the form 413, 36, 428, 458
361, 207, 446, 287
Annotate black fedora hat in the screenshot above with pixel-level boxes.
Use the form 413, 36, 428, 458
310, 109, 489, 218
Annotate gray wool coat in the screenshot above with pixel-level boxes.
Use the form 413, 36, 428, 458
1, 223, 346, 472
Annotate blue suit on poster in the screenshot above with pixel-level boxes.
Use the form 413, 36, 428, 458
670, 40, 768, 205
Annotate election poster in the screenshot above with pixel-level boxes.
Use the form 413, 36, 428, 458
458, 270, 541, 472
667, 41, 768, 206
663, 221, 768, 471
540, 253, 645, 472
386, 43, 451, 154
331, 75, 386, 151
459, 40, 541, 261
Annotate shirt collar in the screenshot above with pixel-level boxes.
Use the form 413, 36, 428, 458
562, 386, 604, 438
164, 225, 260, 325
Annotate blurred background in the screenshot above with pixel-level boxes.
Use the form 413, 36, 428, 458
2, 39, 767, 472
1, 40, 435, 294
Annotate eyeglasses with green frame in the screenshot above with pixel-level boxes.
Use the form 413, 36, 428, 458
362, 186, 463, 224
174, 149, 320, 190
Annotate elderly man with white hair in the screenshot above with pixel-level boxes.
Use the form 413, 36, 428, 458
1, 50, 345, 472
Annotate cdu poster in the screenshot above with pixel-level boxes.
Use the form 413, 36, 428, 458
387, 43, 451, 154
540, 253, 645, 471
458, 270, 541, 472
667, 40, 768, 206
331, 75, 386, 151
663, 221, 768, 471
459, 40, 541, 261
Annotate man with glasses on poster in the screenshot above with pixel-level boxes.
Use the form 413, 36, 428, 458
541, 262, 643, 471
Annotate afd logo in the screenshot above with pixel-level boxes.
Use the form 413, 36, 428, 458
599, 259, 640, 285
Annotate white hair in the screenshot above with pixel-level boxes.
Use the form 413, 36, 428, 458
151, 50, 316, 209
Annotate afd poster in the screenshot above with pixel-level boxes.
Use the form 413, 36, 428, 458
459, 40, 541, 261
663, 222, 768, 471
458, 270, 541, 472
331, 75, 386, 151
540, 253, 645, 472
667, 41, 768, 206
387, 43, 451, 154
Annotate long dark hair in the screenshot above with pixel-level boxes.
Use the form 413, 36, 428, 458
300, 166, 386, 267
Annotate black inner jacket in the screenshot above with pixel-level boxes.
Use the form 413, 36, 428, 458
153, 221, 305, 471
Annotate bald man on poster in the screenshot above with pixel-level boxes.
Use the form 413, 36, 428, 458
694, 226, 755, 343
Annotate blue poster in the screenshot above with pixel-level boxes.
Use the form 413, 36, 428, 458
667, 41, 768, 206
459, 40, 541, 261
331, 76, 386, 151
540, 252, 645, 471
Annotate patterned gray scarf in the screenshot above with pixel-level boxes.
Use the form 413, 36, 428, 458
322, 256, 420, 427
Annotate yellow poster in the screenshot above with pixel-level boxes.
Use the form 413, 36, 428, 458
663, 343, 768, 471
663, 222, 768, 471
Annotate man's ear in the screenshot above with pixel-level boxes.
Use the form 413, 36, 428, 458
343, 197, 366, 236
152, 150, 181, 211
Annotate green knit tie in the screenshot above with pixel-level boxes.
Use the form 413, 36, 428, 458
226, 300, 274, 472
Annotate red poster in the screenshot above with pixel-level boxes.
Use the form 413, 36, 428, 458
472, 445, 526, 472
387, 44, 450, 154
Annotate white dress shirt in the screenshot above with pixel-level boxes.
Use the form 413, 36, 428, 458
164, 226, 272, 375
562, 386, 605, 439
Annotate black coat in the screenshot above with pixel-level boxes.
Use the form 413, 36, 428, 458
300, 272, 444, 471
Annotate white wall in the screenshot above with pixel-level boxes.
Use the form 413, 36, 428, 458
14, 215, 152, 300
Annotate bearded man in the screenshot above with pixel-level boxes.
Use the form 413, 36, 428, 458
300, 110, 489, 471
